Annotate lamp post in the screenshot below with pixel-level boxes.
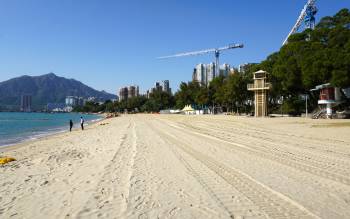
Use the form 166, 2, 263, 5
280, 96, 283, 116
305, 94, 308, 118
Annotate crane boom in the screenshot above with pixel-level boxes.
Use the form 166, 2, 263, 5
157, 48, 216, 59
158, 43, 243, 76
282, 0, 316, 46
157, 43, 243, 59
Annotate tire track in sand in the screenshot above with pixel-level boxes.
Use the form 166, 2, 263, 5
149, 123, 266, 218
151, 122, 319, 219
187, 120, 350, 166
123, 121, 159, 219
164, 120, 350, 186
77, 120, 137, 218
177, 121, 350, 203
194, 118, 350, 146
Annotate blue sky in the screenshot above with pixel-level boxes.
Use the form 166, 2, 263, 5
0, 0, 349, 94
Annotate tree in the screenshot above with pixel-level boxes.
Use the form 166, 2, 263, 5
261, 8, 350, 114
148, 90, 174, 110
174, 81, 201, 109
208, 76, 225, 107
224, 74, 250, 113
195, 86, 209, 107
141, 99, 160, 112
127, 96, 147, 112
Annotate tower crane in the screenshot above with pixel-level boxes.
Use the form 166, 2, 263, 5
282, 0, 317, 46
157, 43, 244, 76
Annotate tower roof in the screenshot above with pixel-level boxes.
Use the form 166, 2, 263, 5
254, 70, 268, 74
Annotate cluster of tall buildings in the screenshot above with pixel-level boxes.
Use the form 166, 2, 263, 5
146, 80, 171, 98
115, 62, 256, 103
19, 95, 88, 112
47, 96, 103, 112
192, 62, 257, 86
19, 94, 109, 112
65, 96, 85, 107
118, 85, 140, 101
192, 63, 236, 86
46, 96, 86, 112
118, 80, 172, 101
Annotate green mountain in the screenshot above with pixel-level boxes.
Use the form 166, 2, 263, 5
0, 73, 116, 111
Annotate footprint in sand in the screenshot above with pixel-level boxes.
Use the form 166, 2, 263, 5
169, 207, 179, 216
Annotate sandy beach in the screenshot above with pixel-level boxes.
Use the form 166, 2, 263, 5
1, 115, 350, 218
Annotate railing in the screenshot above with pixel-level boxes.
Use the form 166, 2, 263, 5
312, 108, 326, 119
247, 83, 272, 90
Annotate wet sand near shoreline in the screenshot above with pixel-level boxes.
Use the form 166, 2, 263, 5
1, 114, 350, 218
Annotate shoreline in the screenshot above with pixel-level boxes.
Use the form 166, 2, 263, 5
2, 114, 348, 154
0, 115, 106, 153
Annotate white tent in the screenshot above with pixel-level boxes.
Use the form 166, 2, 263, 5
181, 105, 195, 115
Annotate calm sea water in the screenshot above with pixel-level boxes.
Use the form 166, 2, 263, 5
0, 112, 102, 147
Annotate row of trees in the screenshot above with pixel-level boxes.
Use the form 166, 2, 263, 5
116, 91, 174, 112
75, 8, 350, 115
74, 74, 252, 112
73, 90, 174, 113
74, 73, 253, 114
174, 74, 252, 113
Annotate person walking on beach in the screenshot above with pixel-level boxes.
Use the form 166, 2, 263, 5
80, 116, 84, 130
69, 119, 73, 132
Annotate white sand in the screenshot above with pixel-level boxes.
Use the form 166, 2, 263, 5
1, 115, 350, 218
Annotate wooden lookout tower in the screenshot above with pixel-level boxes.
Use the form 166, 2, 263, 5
247, 70, 272, 117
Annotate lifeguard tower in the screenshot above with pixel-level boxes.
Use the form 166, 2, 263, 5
311, 83, 343, 118
247, 70, 272, 117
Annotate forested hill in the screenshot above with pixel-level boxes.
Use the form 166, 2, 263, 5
0, 73, 116, 111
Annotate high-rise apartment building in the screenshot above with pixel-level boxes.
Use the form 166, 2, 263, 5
136, 86, 139, 97
162, 80, 171, 94
193, 63, 216, 86
119, 85, 139, 101
195, 63, 207, 86
20, 95, 32, 112
220, 63, 231, 77
119, 87, 128, 101
128, 86, 136, 99
154, 82, 162, 92
65, 96, 84, 106
147, 80, 172, 98
192, 68, 197, 82
193, 62, 239, 86
206, 62, 216, 85
66, 96, 74, 106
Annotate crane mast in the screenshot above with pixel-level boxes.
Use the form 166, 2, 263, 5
158, 43, 243, 76
282, 0, 317, 46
